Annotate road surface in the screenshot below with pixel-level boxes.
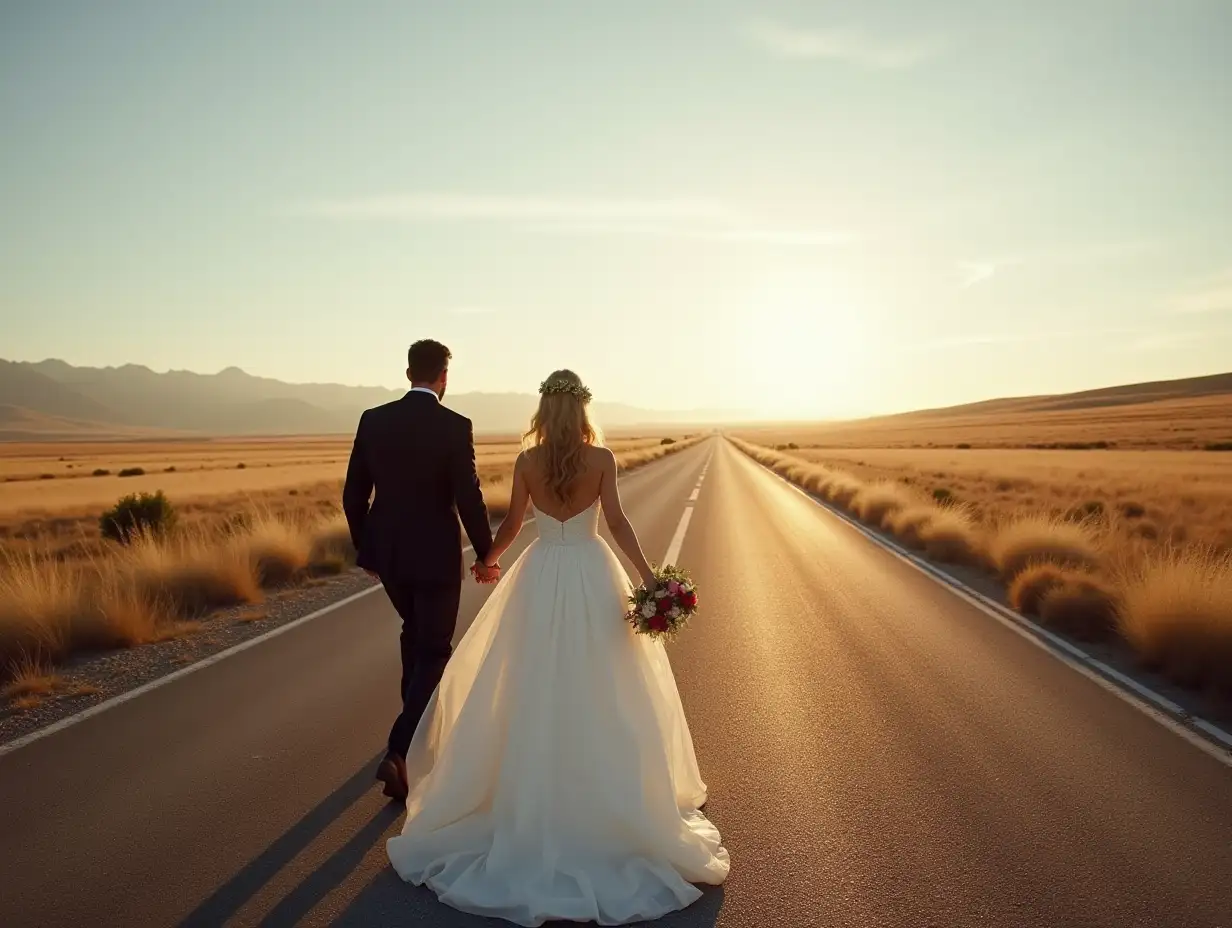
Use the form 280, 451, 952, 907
1, 437, 1230, 927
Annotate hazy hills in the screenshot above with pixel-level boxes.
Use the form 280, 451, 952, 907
0, 359, 729, 439
882, 371, 1232, 421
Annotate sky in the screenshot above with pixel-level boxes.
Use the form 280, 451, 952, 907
2, 0, 1231, 420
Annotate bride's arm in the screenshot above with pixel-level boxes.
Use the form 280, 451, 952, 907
484, 453, 531, 567
598, 449, 657, 589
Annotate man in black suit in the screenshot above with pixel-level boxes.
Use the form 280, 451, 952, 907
343, 339, 498, 800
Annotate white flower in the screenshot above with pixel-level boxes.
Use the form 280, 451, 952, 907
669, 606, 681, 618
654, 589, 668, 599
679, 584, 692, 595
641, 603, 657, 618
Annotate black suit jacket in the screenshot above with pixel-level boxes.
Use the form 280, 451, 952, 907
342, 391, 493, 585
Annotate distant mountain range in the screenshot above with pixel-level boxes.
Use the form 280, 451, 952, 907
0, 359, 738, 439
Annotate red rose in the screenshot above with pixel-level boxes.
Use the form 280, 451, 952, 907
657, 596, 672, 613
649, 615, 668, 631
679, 592, 697, 609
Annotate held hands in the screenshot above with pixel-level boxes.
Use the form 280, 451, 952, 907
470, 560, 501, 585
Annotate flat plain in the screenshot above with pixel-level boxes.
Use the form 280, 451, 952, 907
0, 433, 671, 562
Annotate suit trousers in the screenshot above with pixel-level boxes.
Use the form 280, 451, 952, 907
382, 577, 462, 758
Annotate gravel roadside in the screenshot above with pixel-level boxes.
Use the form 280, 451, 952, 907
0, 569, 379, 748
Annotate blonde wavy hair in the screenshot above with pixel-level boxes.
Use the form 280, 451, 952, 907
523, 369, 604, 503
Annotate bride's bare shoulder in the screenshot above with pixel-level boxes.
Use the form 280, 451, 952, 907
586, 445, 616, 466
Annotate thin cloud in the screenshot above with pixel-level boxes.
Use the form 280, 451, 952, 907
1168, 268, 1232, 314
720, 228, 856, 246
298, 194, 733, 224
956, 262, 999, 290
297, 192, 855, 248
954, 241, 1156, 291
900, 326, 1143, 354
518, 220, 855, 247
745, 17, 947, 70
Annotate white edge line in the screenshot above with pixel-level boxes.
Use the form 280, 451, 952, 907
734, 444, 1232, 767
0, 440, 716, 759
0, 585, 383, 759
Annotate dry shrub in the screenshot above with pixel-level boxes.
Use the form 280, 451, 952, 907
82, 573, 165, 648
823, 474, 864, 509
1117, 548, 1232, 692
798, 467, 835, 496
241, 515, 312, 586
853, 481, 917, 526
990, 515, 1103, 581
0, 553, 80, 665
1130, 520, 1160, 541
120, 530, 262, 619
919, 507, 984, 566
1, 654, 63, 701
308, 515, 355, 575
1008, 562, 1072, 616
888, 505, 937, 549
1038, 574, 1120, 642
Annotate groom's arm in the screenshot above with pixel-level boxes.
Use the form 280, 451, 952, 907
342, 411, 374, 552
451, 419, 493, 562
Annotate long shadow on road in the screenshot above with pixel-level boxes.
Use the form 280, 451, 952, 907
178, 752, 390, 928
178, 748, 724, 928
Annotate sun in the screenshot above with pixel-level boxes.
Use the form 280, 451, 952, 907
739, 270, 870, 414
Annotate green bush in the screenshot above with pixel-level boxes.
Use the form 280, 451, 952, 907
660, 437, 676, 445
118, 467, 145, 478
93, 468, 111, 477
100, 491, 178, 544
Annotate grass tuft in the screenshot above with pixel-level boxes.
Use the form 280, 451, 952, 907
2, 655, 64, 701
990, 515, 1103, 581
1008, 562, 1072, 616
1038, 574, 1120, 642
1116, 547, 1232, 692
853, 481, 917, 526
919, 507, 984, 566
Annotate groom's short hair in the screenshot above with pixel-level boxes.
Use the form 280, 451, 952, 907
408, 339, 451, 382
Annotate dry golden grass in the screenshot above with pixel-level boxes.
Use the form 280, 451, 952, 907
1008, 562, 1073, 616
989, 515, 1104, 581
1037, 574, 1121, 643
1117, 548, 1232, 693
1, 655, 63, 701
852, 481, 918, 526
0, 433, 678, 564
729, 435, 1232, 697
740, 445, 1232, 556
0, 434, 703, 689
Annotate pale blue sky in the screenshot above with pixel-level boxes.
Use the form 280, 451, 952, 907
3, 0, 1230, 418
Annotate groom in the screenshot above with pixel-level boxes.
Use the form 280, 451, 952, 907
343, 339, 499, 801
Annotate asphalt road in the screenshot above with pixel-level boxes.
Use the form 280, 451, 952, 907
1, 437, 1230, 928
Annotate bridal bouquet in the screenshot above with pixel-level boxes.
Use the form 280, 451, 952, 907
626, 565, 698, 639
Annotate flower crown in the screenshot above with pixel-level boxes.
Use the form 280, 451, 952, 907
539, 376, 592, 403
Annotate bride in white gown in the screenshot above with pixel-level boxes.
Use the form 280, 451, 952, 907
386, 370, 729, 926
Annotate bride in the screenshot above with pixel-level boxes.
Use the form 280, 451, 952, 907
386, 369, 729, 926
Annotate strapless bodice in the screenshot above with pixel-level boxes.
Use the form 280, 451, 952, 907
531, 499, 601, 547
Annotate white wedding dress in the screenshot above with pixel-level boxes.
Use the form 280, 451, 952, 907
386, 498, 729, 926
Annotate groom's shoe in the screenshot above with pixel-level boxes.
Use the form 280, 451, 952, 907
376, 752, 409, 801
